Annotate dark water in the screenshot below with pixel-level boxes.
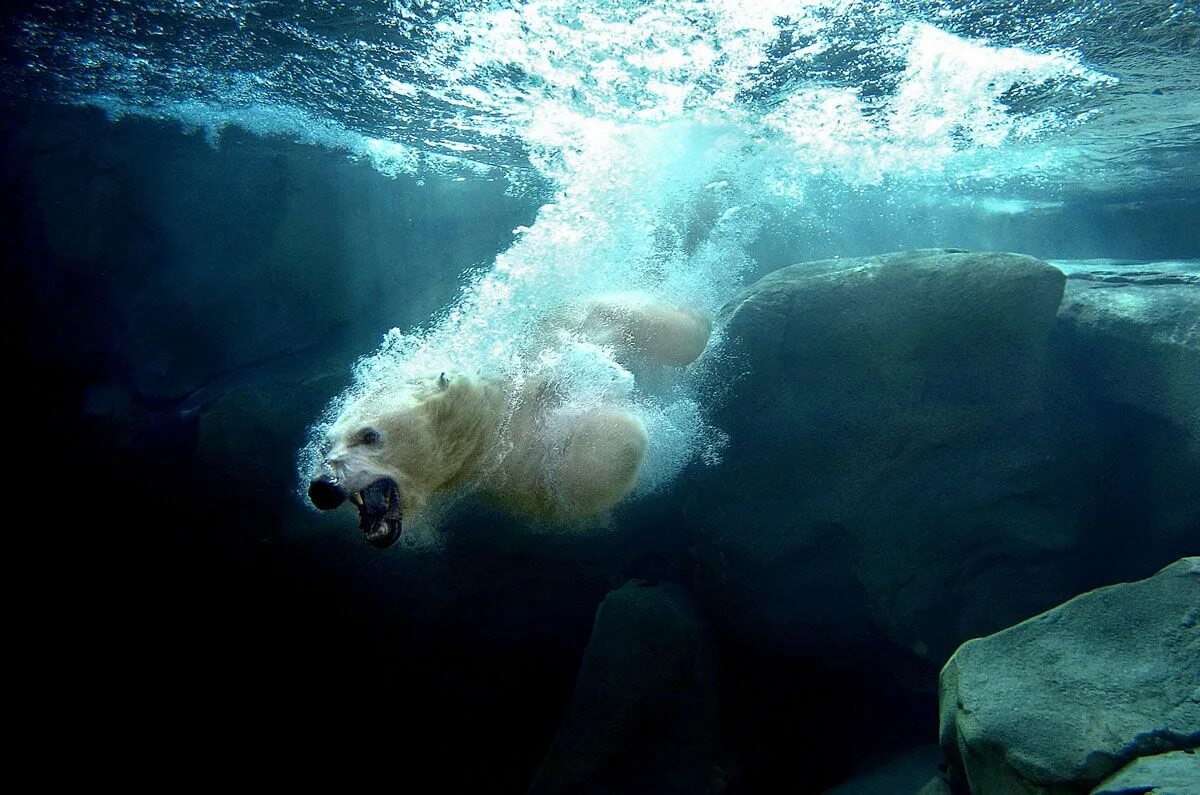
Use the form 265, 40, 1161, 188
3, 1, 1197, 790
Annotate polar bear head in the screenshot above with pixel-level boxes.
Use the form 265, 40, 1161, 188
306, 372, 506, 547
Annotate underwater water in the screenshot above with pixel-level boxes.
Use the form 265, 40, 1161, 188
3, 0, 1197, 790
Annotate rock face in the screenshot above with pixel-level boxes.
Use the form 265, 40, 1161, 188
1090, 749, 1200, 795
1055, 260, 1199, 447
5, 104, 539, 409
682, 251, 1199, 786
531, 581, 720, 795
1052, 260, 1200, 579
688, 249, 1082, 665
938, 557, 1200, 795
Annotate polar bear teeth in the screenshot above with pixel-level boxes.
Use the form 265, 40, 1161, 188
368, 519, 390, 539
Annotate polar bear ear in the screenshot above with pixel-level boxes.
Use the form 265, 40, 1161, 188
437, 372, 450, 391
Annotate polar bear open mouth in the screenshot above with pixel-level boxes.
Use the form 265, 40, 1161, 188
351, 477, 403, 548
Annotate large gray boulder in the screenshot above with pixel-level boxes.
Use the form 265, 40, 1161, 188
1051, 260, 1200, 573
688, 249, 1082, 665
1090, 748, 1200, 795
530, 581, 721, 794
938, 557, 1200, 795
1054, 260, 1199, 447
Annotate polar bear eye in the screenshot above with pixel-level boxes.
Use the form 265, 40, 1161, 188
354, 427, 381, 446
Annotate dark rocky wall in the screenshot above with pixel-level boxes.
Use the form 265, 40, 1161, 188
6, 104, 535, 406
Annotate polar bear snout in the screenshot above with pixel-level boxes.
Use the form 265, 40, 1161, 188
308, 473, 347, 511
308, 456, 406, 548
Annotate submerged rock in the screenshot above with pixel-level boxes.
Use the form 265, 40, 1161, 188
1055, 259, 1198, 446
938, 557, 1200, 795
531, 580, 721, 795
1052, 259, 1200, 576
1090, 748, 1200, 795
690, 249, 1080, 666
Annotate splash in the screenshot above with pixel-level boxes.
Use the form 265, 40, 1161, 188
17, 1, 1118, 184
762, 22, 1116, 184
87, 96, 432, 177
297, 1, 1114, 518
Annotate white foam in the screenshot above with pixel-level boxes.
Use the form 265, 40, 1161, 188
83, 96, 485, 178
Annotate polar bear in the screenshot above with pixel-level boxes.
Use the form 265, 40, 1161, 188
306, 294, 711, 547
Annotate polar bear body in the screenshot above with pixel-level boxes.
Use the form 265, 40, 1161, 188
307, 293, 710, 546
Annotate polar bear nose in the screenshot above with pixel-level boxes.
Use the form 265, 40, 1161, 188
308, 474, 347, 511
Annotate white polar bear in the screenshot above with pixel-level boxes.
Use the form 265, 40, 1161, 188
306, 293, 711, 547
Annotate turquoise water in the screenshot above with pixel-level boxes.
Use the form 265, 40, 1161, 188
12, 0, 1200, 195
10, 0, 1197, 518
